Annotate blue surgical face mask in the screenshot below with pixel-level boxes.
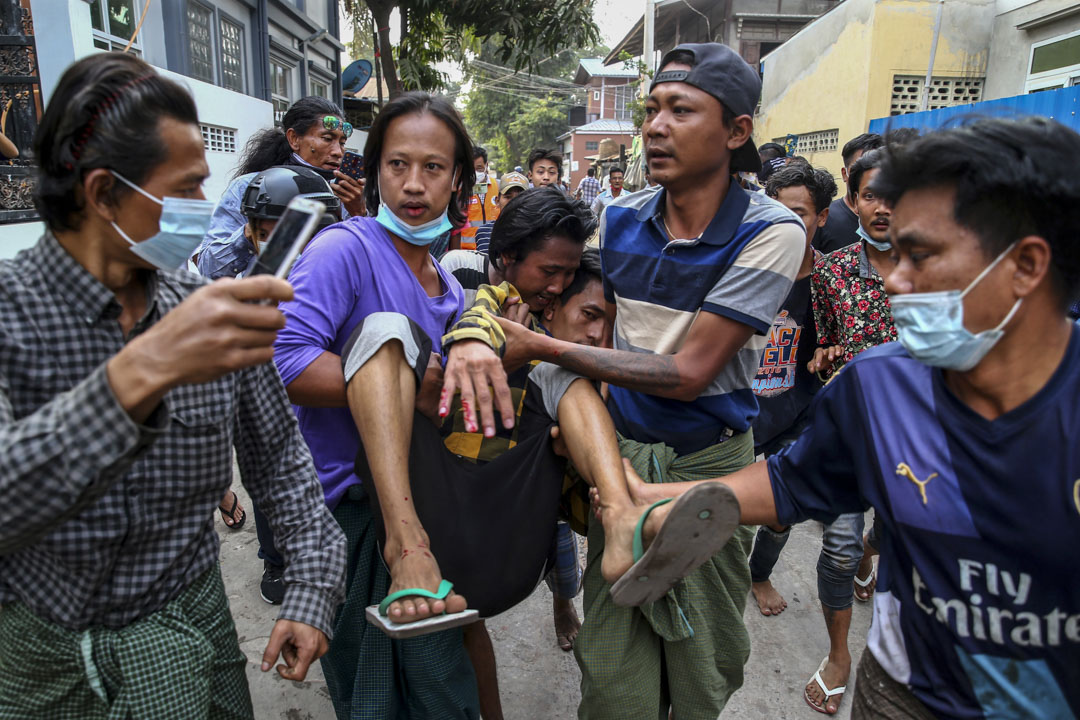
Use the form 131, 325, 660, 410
890, 243, 1021, 372
111, 172, 214, 271
857, 222, 892, 252
374, 172, 457, 247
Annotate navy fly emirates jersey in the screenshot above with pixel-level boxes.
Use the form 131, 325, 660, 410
768, 328, 1080, 719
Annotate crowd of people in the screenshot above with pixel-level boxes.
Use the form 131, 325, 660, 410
0, 38, 1078, 720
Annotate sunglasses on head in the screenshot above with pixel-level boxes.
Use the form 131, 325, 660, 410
323, 115, 353, 138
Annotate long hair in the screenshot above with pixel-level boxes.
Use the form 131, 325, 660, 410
236, 96, 345, 177
362, 91, 474, 227
33, 52, 198, 232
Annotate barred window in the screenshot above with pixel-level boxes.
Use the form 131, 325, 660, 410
220, 17, 244, 93
201, 124, 237, 153
187, 2, 214, 84
772, 129, 839, 155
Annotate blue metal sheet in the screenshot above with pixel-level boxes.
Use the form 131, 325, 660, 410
868, 85, 1080, 135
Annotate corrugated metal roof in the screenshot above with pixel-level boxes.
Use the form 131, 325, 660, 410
578, 58, 639, 79
569, 118, 638, 133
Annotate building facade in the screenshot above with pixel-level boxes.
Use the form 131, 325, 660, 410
757, 0, 1080, 178
557, 118, 636, 192
605, 0, 841, 71
983, 0, 1080, 96
573, 58, 638, 123
4, 0, 345, 257
756, 0, 996, 177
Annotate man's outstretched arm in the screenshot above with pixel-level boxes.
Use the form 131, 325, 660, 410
622, 459, 781, 527
443, 308, 756, 438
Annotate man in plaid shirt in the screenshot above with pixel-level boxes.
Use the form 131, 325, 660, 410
0, 53, 345, 720
576, 167, 601, 206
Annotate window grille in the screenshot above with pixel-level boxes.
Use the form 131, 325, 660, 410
890, 75, 984, 116
772, 129, 839, 155
201, 124, 237, 153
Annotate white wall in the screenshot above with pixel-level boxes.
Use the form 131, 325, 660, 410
1, 222, 46, 260
29, 0, 96, 105
155, 68, 275, 202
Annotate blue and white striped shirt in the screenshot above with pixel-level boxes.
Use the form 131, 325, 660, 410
599, 183, 805, 454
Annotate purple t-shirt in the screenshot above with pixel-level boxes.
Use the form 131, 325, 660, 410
274, 216, 465, 509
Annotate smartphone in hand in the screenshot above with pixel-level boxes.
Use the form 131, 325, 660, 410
339, 151, 365, 182
246, 197, 326, 279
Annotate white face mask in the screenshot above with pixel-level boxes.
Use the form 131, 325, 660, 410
857, 222, 891, 252
475, 171, 488, 185
110, 172, 214, 271
374, 170, 458, 247
890, 242, 1021, 371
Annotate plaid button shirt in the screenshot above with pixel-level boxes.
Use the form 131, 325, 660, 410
577, 176, 600, 206
0, 233, 346, 636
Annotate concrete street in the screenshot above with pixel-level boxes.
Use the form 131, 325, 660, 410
221, 481, 870, 719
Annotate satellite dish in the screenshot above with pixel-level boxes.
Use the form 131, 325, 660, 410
342, 59, 373, 95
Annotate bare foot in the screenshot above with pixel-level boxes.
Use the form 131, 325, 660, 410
751, 580, 788, 616
804, 655, 850, 714
553, 596, 580, 651
598, 459, 673, 583
598, 491, 674, 584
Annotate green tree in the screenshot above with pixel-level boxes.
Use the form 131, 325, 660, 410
462, 39, 610, 171
341, 0, 601, 97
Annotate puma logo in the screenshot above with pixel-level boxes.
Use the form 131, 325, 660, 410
896, 463, 938, 506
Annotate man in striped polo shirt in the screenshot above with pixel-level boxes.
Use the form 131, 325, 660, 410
444, 42, 805, 717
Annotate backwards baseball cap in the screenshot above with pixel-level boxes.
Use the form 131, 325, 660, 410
650, 42, 762, 175
499, 171, 528, 194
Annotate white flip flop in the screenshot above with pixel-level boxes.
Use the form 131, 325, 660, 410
804, 656, 847, 714
854, 560, 876, 602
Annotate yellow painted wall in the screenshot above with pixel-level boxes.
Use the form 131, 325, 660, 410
756, 0, 992, 181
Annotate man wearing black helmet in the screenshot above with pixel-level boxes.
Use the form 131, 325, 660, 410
196, 164, 340, 607
197, 165, 340, 280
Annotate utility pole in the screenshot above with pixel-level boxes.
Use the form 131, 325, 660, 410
919, 0, 945, 112
642, 0, 656, 96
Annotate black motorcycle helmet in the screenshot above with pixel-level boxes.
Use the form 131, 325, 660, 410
241, 165, 341, 229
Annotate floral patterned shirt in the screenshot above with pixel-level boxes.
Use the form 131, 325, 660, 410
811, 240, 897, 378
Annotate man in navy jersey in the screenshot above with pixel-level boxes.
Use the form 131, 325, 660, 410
625, 116, 1080, 718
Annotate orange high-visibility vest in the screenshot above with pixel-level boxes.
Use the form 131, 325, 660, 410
460, 179, 501, 250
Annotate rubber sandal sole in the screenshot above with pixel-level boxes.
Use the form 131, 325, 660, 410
609, 482, 741, 607
369, 580, 478, 639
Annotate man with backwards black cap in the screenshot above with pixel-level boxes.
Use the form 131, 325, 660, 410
443, 42, 805, 718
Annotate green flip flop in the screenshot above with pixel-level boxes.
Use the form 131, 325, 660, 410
378, 579, 454, 616
609, 482, 741, 607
